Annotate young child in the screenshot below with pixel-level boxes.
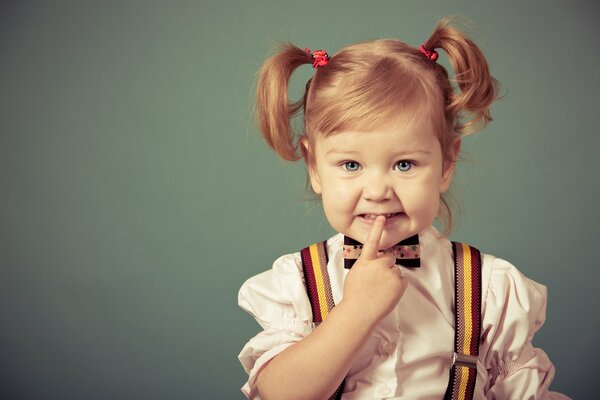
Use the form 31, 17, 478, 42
238, 16, 570, 400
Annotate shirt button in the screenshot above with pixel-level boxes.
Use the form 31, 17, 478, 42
381, 341, 396, 355
376, 385, 392, 397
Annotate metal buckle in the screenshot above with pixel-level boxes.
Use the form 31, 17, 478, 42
452, 352, 478, 369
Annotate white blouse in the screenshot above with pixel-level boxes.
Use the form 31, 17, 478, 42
238, 226, 570, 399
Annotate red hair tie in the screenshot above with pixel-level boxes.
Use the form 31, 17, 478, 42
305, 48, 329, 68
419, 44, 439, 62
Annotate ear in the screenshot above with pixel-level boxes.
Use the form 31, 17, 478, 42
439, 137, 461, 194
299, 136, 322, 194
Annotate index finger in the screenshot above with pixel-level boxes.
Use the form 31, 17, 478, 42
360, 215, 386, 261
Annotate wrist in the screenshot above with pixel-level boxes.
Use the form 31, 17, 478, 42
335, 299, 380, 332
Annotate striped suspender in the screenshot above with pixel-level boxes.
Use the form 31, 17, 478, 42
444, 242, 482, 400
300, 241, 344, 400
301, 241, 335, 322
300, 240, 482, 400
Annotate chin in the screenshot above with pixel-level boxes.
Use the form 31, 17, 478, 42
345, 229, 404, 250
380, 232, 408, 249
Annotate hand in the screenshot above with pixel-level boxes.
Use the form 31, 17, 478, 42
341, 216, 408, 326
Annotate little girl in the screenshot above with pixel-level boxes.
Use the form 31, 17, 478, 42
238, 17, 570, 400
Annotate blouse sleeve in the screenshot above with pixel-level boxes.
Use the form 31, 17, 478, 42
480, 255, 571, 399
237, 252, 316, 399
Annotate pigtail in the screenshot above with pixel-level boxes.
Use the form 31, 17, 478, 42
422, 16, 501, 136
255, 43, 314, 161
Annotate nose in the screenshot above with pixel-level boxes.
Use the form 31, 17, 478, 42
362, 170, 394, 201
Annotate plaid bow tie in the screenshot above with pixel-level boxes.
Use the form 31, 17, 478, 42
342, 234, 420, 269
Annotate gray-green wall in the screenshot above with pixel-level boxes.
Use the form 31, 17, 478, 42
1, 0, 596, 398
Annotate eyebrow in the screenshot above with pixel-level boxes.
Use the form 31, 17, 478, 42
325, 149, 431, 156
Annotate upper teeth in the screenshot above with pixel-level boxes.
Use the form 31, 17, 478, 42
363, 213, 397, 219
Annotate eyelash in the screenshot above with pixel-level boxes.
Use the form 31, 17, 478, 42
340, 160, 416, 172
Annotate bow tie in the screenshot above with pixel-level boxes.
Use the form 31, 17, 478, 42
342, 234, 420, 269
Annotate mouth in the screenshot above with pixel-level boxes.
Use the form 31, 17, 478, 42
359, 212, 403, 224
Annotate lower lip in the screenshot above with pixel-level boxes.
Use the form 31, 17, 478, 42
359, 213, 402, 226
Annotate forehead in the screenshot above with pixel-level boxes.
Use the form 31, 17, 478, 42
317, 114, 437, 153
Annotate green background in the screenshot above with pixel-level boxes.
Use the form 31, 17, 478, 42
1, 0, 596, 398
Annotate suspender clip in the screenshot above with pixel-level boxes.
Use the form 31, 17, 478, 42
452, 352, 478, 369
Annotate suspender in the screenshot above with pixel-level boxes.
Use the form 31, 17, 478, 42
444, 242, 482, 400
300, 241, 344, 400
300, 240, 482, 400
300, 241, 334, 323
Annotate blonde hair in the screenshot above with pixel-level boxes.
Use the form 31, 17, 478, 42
253, 16, 501, 234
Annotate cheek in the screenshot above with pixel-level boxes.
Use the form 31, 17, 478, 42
401, 174, 442, 211
321, 179, 357, 214
326, 181, 353, 196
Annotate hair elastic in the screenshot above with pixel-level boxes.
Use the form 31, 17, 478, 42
419, 44, 439, 62
305, 48, 330, 68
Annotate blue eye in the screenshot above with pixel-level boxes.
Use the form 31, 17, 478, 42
396, 160, 413, 172
342, 161, 360, 172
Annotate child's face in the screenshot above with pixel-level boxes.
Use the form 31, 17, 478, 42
302, 116, 458, 250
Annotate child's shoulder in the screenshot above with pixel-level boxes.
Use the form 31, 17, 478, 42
443, 234, 548, 317
237, 234, 346, 332
237, 251, 303, 307
237, 233, 344, 322
480, 252, 548, 308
